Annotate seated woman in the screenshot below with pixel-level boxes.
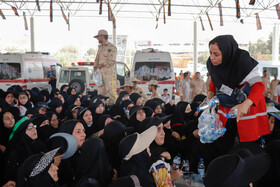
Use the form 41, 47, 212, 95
119, 125, 158, 187
16, 148, 61, 187
75, 138, 114, 186
57, 119, 86, 186
4, 117, 47, 183
127, 105, 153, 132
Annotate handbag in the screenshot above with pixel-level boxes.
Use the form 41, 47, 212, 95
216, 84, 251, 108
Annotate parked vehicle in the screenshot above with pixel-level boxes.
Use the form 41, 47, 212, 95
56, 61, 130, 94
0, 52, 61, 91
130, 48, 175, 98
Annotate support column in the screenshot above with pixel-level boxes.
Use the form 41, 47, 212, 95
193, 21, 198, 73
30, 16, 35, 52
272, 23, 279, 64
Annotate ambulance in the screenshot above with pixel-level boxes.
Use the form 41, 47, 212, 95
130, 48, 176, 99
0, 52, 61, 91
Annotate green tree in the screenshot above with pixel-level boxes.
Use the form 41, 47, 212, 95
54, 45, 80, 66
198, 51, 209, 64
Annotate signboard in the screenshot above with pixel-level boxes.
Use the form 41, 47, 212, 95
109, 35, 127, 62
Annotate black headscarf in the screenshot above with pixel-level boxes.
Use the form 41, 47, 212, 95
130, 93, 142, 105
16, 153, 56, 187
115, 91, 129, 106
119, 150, 155, 187
58, 119, 81, 135
45, 111, 58, 134
31, 114, 51, 143
127, 106, 153, 132
102, 121, 133, 171
77, 107, 97, 138
0, 107, 20, 147
207, 35, 258, 90
5, 118, 47, 182
75, 138, 112, 187
18, 91, 33, 108
171, 101, 191, 136
96, 114, 113, 132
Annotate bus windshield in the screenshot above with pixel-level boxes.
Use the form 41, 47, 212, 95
134, 61, 172, 81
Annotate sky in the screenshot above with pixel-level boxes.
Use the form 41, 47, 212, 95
0, 1, 279, 55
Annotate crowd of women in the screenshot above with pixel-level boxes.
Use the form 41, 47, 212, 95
0, 35, 279, 187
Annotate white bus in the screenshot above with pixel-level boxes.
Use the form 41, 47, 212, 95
130, 48, 175, 99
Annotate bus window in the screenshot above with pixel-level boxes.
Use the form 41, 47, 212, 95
59, 70, 69, 83
134, 62, 171, 81
0, 63, 21, 80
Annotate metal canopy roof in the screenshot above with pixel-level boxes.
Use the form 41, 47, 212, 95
0, 0, 280, 27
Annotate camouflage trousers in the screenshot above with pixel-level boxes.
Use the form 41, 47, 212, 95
98, 69, 118, 105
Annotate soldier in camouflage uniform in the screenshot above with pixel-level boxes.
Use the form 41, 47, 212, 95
94, 29, 118, 105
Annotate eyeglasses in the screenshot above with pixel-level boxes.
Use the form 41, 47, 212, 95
19, 96, 28, 99
27, 125, 37, 130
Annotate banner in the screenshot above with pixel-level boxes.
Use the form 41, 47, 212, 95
218, 3, 223, 26
249, 0, 255, 5
276, 4, 280, 19
168, 0, 171, 16
256, 13, 262, 30
109, 35, 127, 62
236, 0, 240, 18
206, 12, 213, 31
23, 12, 28, 30
36, 0, 41, 11
199, 16, 205, 31
12, 6, 19, 16
50, 0, 53, 22
99, 0, 102, 15
108, 1, 112, 21
0, 9, 6, 19
163, 1, 166, 24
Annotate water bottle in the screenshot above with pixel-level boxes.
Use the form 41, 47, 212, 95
260, 138, 266, 149
181, 160, 190, 179
204, 130, 215, 143
198, 125, 208, 136
226, 109, 238, 119
123, 107, 129, 117
197, 158, 205, 183
197, 96, 219, 111
172, 156, 181, 170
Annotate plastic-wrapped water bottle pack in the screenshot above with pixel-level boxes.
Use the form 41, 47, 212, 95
197, 98, 227, 144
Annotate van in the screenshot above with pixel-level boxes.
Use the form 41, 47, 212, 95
0, 52, 61, 91
56, 61, 130, 94
131, 48, 175, 98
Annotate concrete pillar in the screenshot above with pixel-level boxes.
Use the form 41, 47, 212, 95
272, 23, 279, 64
193, 20, 198, 73
30, 16, 35, 52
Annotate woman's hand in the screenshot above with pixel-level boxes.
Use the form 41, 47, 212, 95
231, 99, 253, 122
171, 131, 181, 141
193, 129, 200, 138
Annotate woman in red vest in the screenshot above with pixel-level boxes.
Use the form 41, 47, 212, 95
206, 35, 270, 157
